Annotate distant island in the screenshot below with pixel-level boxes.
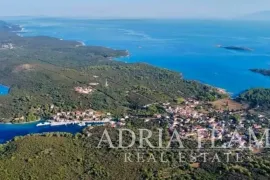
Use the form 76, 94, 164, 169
1, 20, 270, 180
0, 20, 226, 123
250, 68, 270, 77
217, 45, 253, 52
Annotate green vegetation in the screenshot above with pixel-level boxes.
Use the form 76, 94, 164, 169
175, 97, 185, 104
0, 21, 225, 122
0, 20, 269, 180
0, 120, 269, 180
237, 88, 270, 109
1, 19, 270, 180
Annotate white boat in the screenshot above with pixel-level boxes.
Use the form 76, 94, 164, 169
36, 122, 51, 127
50, 122, 70, 126
78, 122, 86, 126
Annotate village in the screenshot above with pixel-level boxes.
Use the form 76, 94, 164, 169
74, 78, 108, 94
0, 43, 14, 50
38, 93, 270, 151
149, 98, 270, 150
37, 108, 127, 128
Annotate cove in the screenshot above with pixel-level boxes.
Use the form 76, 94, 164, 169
0, 121, 101, 143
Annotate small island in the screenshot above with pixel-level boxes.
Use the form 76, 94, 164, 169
1, 20, 270, 180
250, 68, 270, 77
217, 45, 253, 52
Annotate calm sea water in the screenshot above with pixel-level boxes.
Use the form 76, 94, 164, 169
0, 85, 9, 95
2, 18, 270, 143
0, 121, 99, 143
7, 18, 270, 95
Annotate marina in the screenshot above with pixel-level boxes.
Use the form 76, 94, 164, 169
0, 121, 87, 143
36, 119, 110, 127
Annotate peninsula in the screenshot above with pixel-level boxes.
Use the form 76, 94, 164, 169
250, 68, 270, 77
0, 21, 226, 123
0, 20, 270, 180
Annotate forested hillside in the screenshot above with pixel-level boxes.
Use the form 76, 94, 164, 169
238, 88, 270, 110
0, 120, 269, 180
0, 21, 224, 122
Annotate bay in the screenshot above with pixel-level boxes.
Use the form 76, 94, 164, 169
0, 84, 9, 95
2, 18, 270, 143
7, 18, 270, 95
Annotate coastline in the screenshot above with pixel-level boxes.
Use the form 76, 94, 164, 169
12, 119, 42, 125
75, 40, 86, 47
5, 18, 270, 96
0, 21, 233, 125
10, 21, 229, 98
0, 119, 42, 125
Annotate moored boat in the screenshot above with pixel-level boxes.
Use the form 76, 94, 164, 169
78, 122, 86, 126
36, 122, 51, 127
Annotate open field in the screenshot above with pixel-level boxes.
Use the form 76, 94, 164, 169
211, 98, 245, 111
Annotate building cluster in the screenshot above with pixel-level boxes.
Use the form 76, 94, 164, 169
46, 95, 269, 150
74, 86, 94, 94
48, 108, 128, 128
0, 43, 14, 50
149, 98, 269, 150
108, 116, 129, 128
165, 99, 202, 119
48, 109, 112, 126
74, 80, 107, 94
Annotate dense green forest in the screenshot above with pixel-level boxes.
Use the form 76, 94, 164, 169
0, 21, 225, 122
1, 20, 270, 180
237, 88, 270, 110
0, 119, 269, 180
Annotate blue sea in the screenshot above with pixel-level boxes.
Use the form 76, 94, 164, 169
6, 18, 270, 95
0, 85, 9, 95
1, 18, 270, 143
0, 121, 100, 143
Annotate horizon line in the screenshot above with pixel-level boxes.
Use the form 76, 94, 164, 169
0, 15, 260, 21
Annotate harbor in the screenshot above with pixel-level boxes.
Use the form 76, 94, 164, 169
0, 120, 88, 143
36, 108, 120, 128
36, 119, 110, 127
